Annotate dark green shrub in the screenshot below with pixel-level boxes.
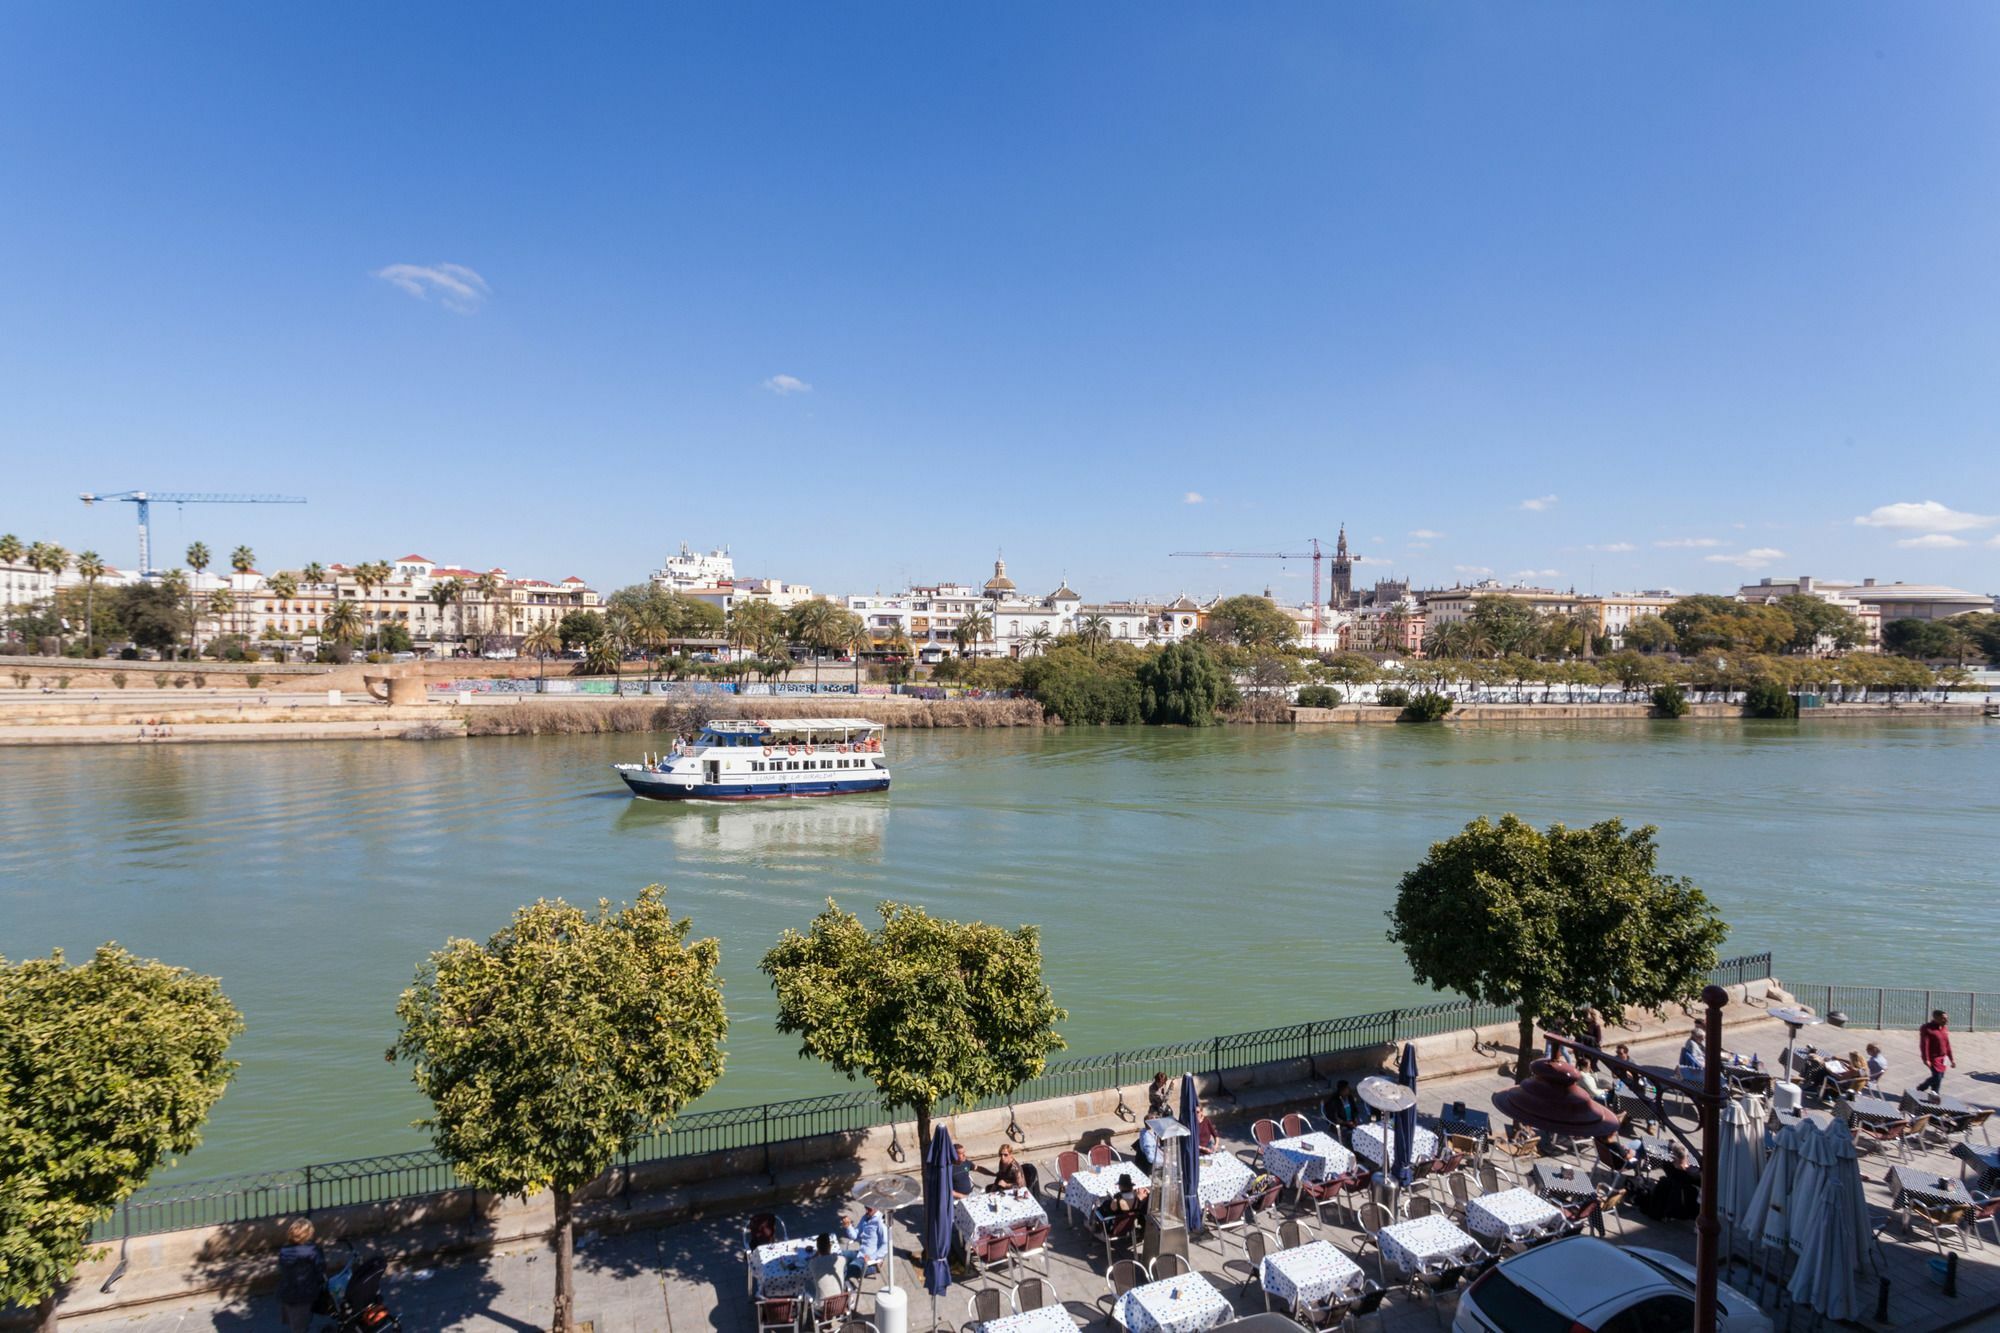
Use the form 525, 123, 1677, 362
1295, 685, 1343, 708
1650, 683, 1689, 718
1397, 691, 1453, 723
1377, 686, 1411, 709
1745, 679, 1798, 719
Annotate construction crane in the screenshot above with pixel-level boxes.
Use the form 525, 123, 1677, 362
1171, 537, 1332, 634
79, 491, 308, 577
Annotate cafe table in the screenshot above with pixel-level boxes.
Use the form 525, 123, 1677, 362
1464, 1187, 1565, 1244
1261, 1240, 1364, 1312
956, 1189, 1048, 1240
1376, 1216, 1485, 1277
1114, 1271, 1234, 1333
751, 1238, 821, 1299
1531, 1161, 1597, 1203
1351, 1123, 1438, 1169
979, 1308, 1080, 1333
1263, 1132, 1354, 1185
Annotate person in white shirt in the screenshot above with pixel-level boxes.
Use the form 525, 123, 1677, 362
1678, 1028, 1706, 1076
1865, 1043, 1888, 1088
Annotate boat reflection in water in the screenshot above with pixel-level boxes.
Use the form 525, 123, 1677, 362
615, 793, 888, 862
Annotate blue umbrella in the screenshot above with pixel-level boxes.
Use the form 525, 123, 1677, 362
1391, 1043, 1419, 1189
921, 1124, 956, 1310
1179, 1072, 1203, 1234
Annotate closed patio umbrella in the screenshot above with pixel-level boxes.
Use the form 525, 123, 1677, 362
1787, 1117, 1872, 1322
921, 1125, 956, 1330
1742, 1115, 1813, 1254
1390, 1043, 1418, 1189
1179, 1072, 1203, 1234
1716, 1093, 1769, 1253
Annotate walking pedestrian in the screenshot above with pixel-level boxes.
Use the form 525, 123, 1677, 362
1917, 1010, 1955, 1095
276, 1218, 322, 1333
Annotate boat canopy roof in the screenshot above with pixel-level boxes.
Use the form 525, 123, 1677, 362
702, 717, 885, 738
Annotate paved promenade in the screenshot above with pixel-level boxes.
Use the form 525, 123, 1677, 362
54, 1021, 2000, 1333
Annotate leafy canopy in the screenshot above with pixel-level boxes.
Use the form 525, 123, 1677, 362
0, 946, 241, 1313
760, 901, 1066, 1122
389, 886, 726, 1198
1387, 815, 1727, 1035
1201, 595, 1297, 650
1135, 640, 1229, 725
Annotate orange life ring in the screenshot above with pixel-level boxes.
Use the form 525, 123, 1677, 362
837, 744, 849, 754
763, 746, 774, 757
805, 744, 815, 755
787, 744, 798, 756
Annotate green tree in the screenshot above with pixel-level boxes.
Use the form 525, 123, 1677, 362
428, 580, 461, 651
1075, 612, 1112, 655
0, 533, 21, 642
181, 542, 211, 656
300, 561, 327, 587
1882, 617, 1965, 662
1022, 624, 1054, 657
72, 551, 107, 657
1201, 594, 1297, 650
390, 888, 725, 1333
1773, 594, 1862, 655
1469, 595, 1539, 658
523, 621, 562, 678
1619, 615, 1678, 655
1, 946, 241, 1331
953, 607, 993, 660
1387, 815, 1727, 1078
583, 635, 623, 677
1135, 639, 1229, 725
321, 598, 362, 649
1744, 678, 1798, 719
557, 609, 605, 650
727, 599, 782, 658
761, 900, 1065, 1152
1649, 682, 1689, 718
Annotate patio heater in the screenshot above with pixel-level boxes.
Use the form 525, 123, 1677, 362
1497, 985, 1731, 1333
1141, 1117, 1191, 1267
850, 1173, 921, 1333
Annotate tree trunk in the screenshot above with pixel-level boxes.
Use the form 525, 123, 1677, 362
1516, 1006, 1536, 1081
36, 1290, 59, 1333
551, 1186, 575, 1333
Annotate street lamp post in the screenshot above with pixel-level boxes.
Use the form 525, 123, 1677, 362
1498, 984, 1730, 1333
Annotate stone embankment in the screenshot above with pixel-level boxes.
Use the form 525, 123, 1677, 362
33, 980, 1789, 1324
1293, 700, 1987, 723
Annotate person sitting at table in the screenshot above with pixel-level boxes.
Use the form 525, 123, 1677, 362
1133, 1123, 1161, 1174
1197, 1113, 1221, 1156
841, 1205, 889, 1279
972, 1142, 1027, 1192
807, 1233, 847, 1301
1678, 1027, 1706, 1078
1323, 1080, 1364, 1138
1577, 1063, 1610, 1104
950, 1145, 974, 1199
1099, 1172, 1151, 1237
1865, 1043, 1888, 1089
1636, 1145, 1700, 1222
1146, 1072, 1175, 1120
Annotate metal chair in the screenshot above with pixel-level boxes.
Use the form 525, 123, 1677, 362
1008, 1221, 1052, 1276
967, 1230, 1015, 1281
1013, 1278, 1054, 1313
813, 1292, 853, 1333
1107, 1257, 1151, 1305
1281, 1112, 1311, 1138
1908, 1200, 1972, 1255
1599, 1187, 1630, 1236
1405, 1195, 1433, 1219
1087, 1207, 1139, 1263
1154, 1252, 1191, 1279
1204, 1196, 1251, 1251
1051, 1151, 1083, 1222
1278, 1217, 1314, 1251
1088, 1142, 1122, 1168
758, 1297, 800, 1333
1351, 1201, 1392, 1265
1225, 1228, 1274, 1293
964, 1286, 1007, 1333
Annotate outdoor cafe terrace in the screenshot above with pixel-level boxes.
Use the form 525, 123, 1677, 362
53, 1006, 2000, 1333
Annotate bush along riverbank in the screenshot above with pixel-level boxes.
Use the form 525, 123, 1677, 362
461, 696, 1047, 736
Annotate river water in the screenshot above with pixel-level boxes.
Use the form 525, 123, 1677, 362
2, 719, 1993, 1181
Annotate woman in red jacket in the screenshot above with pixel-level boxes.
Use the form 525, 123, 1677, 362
1917, 1010, 1955, 1095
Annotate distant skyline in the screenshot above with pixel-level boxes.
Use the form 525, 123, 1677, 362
4, 3, 1997, 599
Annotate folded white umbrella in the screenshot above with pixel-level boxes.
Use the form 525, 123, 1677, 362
1741, 1114, 1814, 1252
1716, 1094, 1770, 1238
1787, 1117, 1870, 1322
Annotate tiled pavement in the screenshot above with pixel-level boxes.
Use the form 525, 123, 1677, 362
60, 1021, 2000, 1333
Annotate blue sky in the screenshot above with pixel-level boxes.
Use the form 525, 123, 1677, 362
4, 3, 1998, 601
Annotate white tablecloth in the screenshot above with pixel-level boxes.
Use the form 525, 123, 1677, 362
1351, 1123, 1438, 1168
1115, 1273, 1233, 1333
1065, 1164, 1149, 1213
979, 1308, 1079, 1333
955, 1190, 1048, 1239
1464, 1188, 1564, 1243
1889, 1166, 1974, 1212
1261, 1240, 1364, 1310
1264, 1133, 1355, 1184
1377, 1217, 1484, 1275
751, 1239, 819, 1298
1197, 1151, 1253, 1206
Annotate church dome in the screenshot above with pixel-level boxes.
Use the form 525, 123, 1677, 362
983, 557, 1016, 594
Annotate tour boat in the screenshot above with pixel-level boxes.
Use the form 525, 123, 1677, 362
613, 718, 891, 801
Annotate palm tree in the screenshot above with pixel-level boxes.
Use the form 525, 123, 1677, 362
427, 582, 458, 654
786, 598, 840, 684
474, 572, 506, 653
0, 534, 20, 641
75, 551, 106, 656
523, 620, 562, 680
269, 570, 298, 600
631, 607, 669, 677
583, 635, 623, 678
352, 561, 391, 651
728, 599, 782, 660
1023, 624, 1054, 657
207, 588, 235, 650
228, 545, 256, 639
30, 544, 70, 651
1076, 612, 1111, 655
321, 598, 362, 652
301, 561, 327, 587
954, 608, 993, 660
183, 542, 211, 656
842, 614, 872, 690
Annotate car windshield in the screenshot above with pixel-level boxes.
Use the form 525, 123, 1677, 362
1465, 1271, 1572, 1333
1623, 1252, 1739, 1316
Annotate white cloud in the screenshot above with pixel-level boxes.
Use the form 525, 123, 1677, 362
1453, 564, 1493, 576
1854, 500, 1996, 533
1408, 529, 1444, 540
1703, 547, 1787, 570
1989, 534, 2000, 549
762, 374, 812, 396
1512, 568, 1561, 580
1183, 491, 1205, 505
1518, 495, 1558, 512
1895, 533, 1967, 550
372, 262, 491, 313
1654, 537, 1723, 549
1584, 542, 1636, 553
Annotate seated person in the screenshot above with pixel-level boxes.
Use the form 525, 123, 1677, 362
1677, 1027, 1706, 1078
1322, 1080, 1364, 1137
972, 1143, 1027, 1192
1146, 1072, 1175, 1121
807, 1233, 847, 1301
1577, 1064, 1610, 1103
950, 1145, 974, 1199
1636, 1145, 1701, 1222
1197, 1114, 1221, 1156
1133, 1124, 1161, 1174
841, 1205, 889, 1276
1097, 1172, 1151, 1236
1865, 1043, 1888, 1089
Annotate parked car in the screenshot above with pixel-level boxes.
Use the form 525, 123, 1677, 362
1455, 1237, 1770, 1333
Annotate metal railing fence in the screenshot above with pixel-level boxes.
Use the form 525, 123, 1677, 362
1777, 982, 1997, 1036
91, 952, 1772, 1242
